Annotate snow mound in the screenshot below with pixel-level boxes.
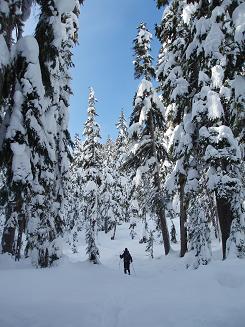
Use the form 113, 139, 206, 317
16, 36, 39, 63
54, 0, 76, 14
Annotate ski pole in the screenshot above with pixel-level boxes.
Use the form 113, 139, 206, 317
132, 262, 136, 276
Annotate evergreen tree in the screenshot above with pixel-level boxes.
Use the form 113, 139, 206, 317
146, 230, 154, 258
128, 199, 138, 240
115, 110, 131, 223
82, 87, 102, 264
0, 0, 33, 152
156, 0, 192, 258
65, 134, 84, 252
101, 137, 117, 234
0, 1, 37, 256
1, 36, 55, 266
125, 23, 170, 254
24, 0, 83, 266
186, 195, 211, 269
170, 222, 177, 244
186, 0, 245, 259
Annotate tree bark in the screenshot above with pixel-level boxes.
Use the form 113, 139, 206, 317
157, 198, 170, 255
111, 222, 117, 240
179, 174, 187, 257
215, 195, 234, 259
149, 111, 170, 255
104, 215, 108, 234
1, 225, 15, 254
15, 216, 25, 260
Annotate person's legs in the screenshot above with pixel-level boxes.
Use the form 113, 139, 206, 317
126, 262, 130, 274
124, 262, 127, 274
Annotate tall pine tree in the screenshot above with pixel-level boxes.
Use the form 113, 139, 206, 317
82, 87, 101, 264
125, 23, 170, 254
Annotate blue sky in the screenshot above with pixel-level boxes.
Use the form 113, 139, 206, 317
70, 0, 163, 141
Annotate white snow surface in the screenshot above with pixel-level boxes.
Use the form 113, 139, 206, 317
0, 223, 244, 327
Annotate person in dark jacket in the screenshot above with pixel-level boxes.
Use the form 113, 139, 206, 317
120, 248, 133, 274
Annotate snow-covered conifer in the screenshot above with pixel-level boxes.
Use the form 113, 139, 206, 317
156, 0, 192, 257
115, 110, 131, 223
0, 0, 34, 143
0, 36, 57, 266
146, 230, 154, 258
101, 137, 118, 234
65, 133, 84, 251
27, 0, 83, 266
187, 0, 245, 259
170, 222, 177, 244
186, 195, 211, 269
125, 23, 170, 254
82, 87, 102, 263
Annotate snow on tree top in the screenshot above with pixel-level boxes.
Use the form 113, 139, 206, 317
16, 36, 39, 64
182, 2, 198, 25
136, 79, 152, 99
137, 24, 152, 44
54, 0, 76, 14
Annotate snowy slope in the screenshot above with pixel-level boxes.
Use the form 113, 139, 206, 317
0, 223, 244, 327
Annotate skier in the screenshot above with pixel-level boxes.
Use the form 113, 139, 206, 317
120, 248, 133, 275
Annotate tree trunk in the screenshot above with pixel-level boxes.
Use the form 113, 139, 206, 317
15, 216, 25, 260
215, 195, 234, 259
213, 195, 221, 241
104, 215, 108, 234
157, 199, 170, 255
1, 225, 15, 255
149, 112, 170, 255
111, 222, 117, 240
179, 174, 187, 257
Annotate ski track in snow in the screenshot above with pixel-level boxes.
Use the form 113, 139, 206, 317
0, 223, 244, 327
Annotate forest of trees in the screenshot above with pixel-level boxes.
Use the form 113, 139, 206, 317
0, 0, 244, 269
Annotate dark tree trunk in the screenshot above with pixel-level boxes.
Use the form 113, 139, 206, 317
104, 216, 108, 234
1, 225, 15, 255
211, 198, 220, 240
179, 174, 187, 257
215, 195, 234, 259
0, 68, 4, 105
149, 112, 170, 255
157, 199, 170, 255
15, 216, 25, 260
111, 222, 117, 240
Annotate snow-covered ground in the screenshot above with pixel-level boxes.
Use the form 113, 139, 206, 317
0, 223, 244, 327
